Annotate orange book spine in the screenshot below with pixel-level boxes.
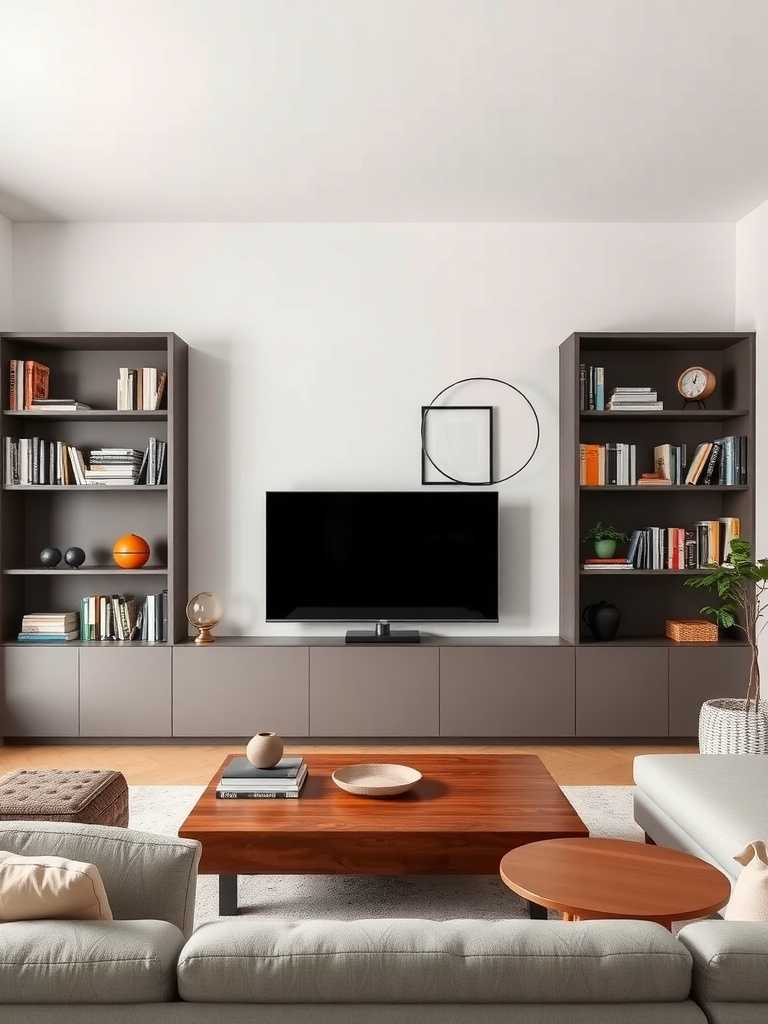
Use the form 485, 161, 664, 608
584, 445, 600, 486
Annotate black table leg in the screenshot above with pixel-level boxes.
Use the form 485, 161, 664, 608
219, 874, 239, 916
528, 900, 547, 920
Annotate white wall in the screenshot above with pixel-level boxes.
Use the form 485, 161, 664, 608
0, 215, 11, 326
11, 222, 734, 636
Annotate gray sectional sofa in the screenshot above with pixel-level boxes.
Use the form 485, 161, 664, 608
0, 820, 767, 1023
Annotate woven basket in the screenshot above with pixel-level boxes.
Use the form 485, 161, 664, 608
699, 698, 768, 755
665, 618, 719, 643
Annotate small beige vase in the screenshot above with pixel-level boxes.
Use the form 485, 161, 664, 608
245, 732, 284, 769
725, 841, 768, 921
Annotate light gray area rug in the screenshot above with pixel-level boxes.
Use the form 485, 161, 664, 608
129, 785, 641, 927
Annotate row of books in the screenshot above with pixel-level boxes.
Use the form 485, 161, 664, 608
117, 367, 166, 411
579, 365, 605, 410
216, 756, 308, 800
8, 360, 50, 410
583, 518, 740, 571
79, 591, 168, 642
4, 438, 167, 486
579, 437, 747, 487
17, 612, 79, 642
608, 387, 663, 411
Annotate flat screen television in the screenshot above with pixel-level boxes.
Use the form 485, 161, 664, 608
266, 491, 498, 625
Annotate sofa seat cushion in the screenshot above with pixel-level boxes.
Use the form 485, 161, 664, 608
634, 754, 768, 877
177, 918, 692, 1004
678, 920, 768, 1003
0, 919, 184, 1003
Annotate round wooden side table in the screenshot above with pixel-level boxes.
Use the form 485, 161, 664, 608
500, 838, 731, 929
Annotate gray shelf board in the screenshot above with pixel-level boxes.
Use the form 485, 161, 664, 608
3, 410, 167, 421
575, 332, 752, 352
580, 569, 712, 576
176, 634, 571, 647
577, 636, 748, 648
580, 485, 748, 492
580, 409, 748, 421
3, 566, 168, 576
3, 485, 168, 492
1, 640, 168, 647
0, 333, 175, 352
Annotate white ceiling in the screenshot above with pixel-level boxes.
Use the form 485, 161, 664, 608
1, 0, 767, 222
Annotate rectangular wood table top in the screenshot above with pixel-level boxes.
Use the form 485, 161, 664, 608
179, 753, 588, 876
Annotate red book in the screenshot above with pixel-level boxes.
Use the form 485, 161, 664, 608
24, 361, 50, 410
583, 558, 629, 564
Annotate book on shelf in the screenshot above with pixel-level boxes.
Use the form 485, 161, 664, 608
608, 387, 663, 411
579, 365, 605, 411
18, 611, 79, 643
8, 360, 50, 411
117, 368, 167, 411
30, 399, 92, 412
579, 437, 747, 488
582, 558, 633, 571
625, 518, 740, 570
579, 443, 637, 485
79, 591, 168, 642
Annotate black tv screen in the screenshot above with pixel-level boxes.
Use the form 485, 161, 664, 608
266, 491, 498, 622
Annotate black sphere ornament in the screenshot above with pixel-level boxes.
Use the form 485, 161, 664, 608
39, 547, 62, 568
64, 546, 86, 569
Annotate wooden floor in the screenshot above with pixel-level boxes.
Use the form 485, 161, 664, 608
0, 740, 696, 785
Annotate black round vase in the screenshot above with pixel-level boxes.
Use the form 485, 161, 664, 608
583, 601, 621, 642
64, 546, 86, 568
40, 546, 62, 568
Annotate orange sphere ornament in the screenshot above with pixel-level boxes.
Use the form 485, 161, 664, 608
112, 533, 150, 569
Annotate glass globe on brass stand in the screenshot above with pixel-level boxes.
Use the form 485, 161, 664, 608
186, 592, 223, 644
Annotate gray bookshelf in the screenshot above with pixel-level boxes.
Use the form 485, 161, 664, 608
0, 332, 188, 649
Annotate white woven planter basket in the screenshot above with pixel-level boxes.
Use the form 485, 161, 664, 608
699, 698, 768, 755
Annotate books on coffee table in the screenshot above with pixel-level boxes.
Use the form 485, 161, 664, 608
216, 756, 308, 800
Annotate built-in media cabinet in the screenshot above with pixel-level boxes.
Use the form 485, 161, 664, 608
0, 330, 755, 740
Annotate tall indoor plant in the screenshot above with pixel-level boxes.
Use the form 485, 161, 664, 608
685, 538, 768, 753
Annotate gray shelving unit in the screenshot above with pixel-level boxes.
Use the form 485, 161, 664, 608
0, 332, 188, 645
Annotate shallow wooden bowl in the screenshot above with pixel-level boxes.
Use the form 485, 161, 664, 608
331, 763, 422, 797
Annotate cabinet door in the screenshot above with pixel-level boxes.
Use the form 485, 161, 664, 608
2, 647, 79, 737
80, 646, 171, 737
173, 646, 309, 736
310, 647, 439, 736
576, 647, 668, 737
440, 647, 574, 736
669, 645, 753, 736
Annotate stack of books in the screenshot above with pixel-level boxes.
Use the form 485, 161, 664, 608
579, 365, 605, 410
18, 612, 79, 643
216, 756, 308, 800
117, 368, 167, 411
141, 437, 167, 485
582, 558, 633, 571
30, 398, 91, 413
79, 591, 168, 642
5, 437, 88, 485
85, 448, 144, 486
626, 518, 740, 569
8, 360, 49, 410
608, 387, 663, 411
579, 442, 637, 485
685, 437, 747, 486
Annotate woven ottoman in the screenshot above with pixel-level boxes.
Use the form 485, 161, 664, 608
0, 769, 128, 827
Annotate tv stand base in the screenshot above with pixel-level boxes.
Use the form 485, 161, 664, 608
345, 622, 421, 644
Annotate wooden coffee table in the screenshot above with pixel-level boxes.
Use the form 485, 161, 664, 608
500, 837, 731, 929
179, 753, 588, 915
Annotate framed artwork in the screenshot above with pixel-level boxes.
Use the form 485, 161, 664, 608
421, 405, 493, 485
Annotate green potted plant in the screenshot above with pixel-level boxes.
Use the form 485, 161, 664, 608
583, 522, 628, 559
685, 538, 768, 754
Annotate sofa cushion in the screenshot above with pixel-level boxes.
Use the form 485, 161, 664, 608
678, 920, 768, 1003
0, 919, 184, 1003
633, 754, 768, 877
177, 918, 692, 1004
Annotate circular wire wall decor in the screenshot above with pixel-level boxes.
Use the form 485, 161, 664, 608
421, 376, 540, 485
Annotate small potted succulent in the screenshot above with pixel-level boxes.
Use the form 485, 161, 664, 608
685, 538, 768, 754
583, 522, 628, 559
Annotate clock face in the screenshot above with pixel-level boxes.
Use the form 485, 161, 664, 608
678, 366, 715, 400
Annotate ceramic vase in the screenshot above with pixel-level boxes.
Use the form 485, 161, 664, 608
246, 732, 284, 768
582, 601, 621, 642
594, 538, 617, 558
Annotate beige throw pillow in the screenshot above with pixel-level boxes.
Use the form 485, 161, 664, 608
724, 840, 768, 922
0, 851, 113, 921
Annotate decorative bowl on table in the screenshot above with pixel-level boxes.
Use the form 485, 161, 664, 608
331, 763, 422, 797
